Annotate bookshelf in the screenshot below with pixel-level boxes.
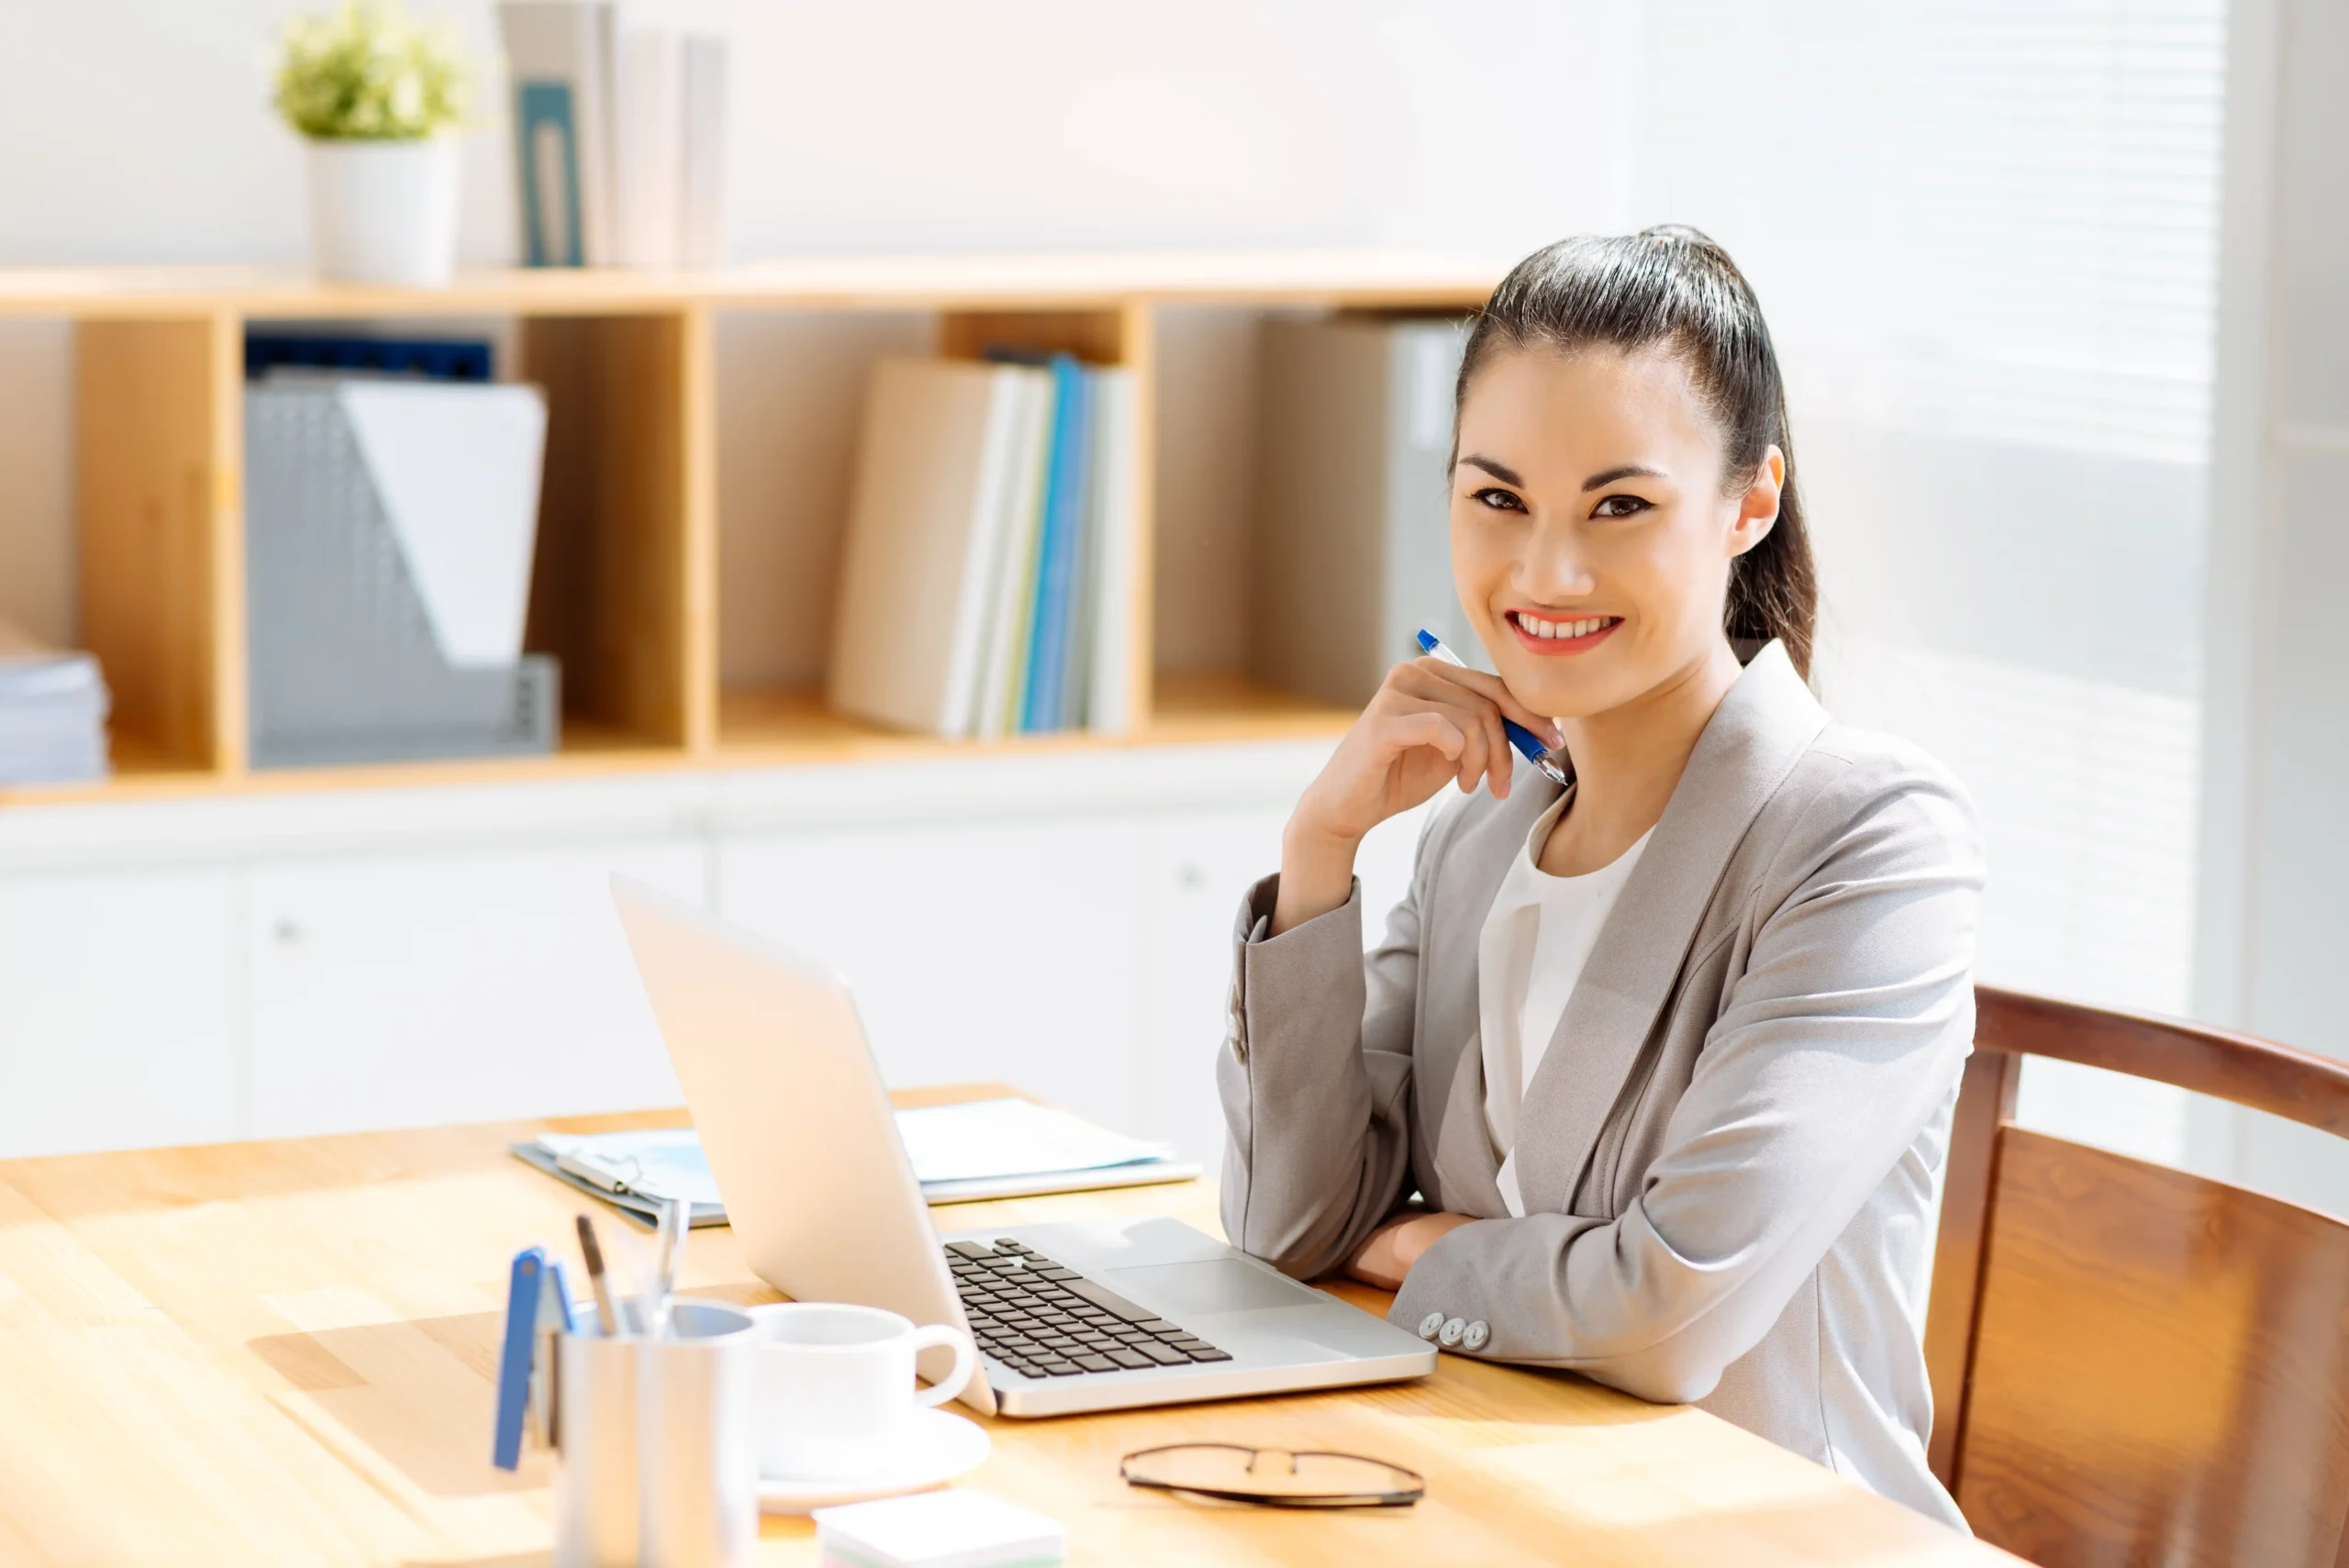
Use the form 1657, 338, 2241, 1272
2, 253, 1500, 809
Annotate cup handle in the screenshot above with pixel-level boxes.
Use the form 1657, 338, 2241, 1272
908, 1324, 977, 1408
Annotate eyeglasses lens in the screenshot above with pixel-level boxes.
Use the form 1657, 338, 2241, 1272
1120, 1444, 1423, 1507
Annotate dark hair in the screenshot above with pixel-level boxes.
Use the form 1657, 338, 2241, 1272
1455, 225, 1817, 677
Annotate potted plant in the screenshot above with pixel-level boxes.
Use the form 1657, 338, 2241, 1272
273, 2, 470, 286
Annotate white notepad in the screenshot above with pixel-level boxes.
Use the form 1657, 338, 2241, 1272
815, 1488, 1066, 1568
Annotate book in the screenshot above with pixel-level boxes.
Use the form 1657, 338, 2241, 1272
1082, 368, 1138, 735
829, 360, 1050, 738
499, 1, 618, 266
974, 372, 1056, 740
676, 35, 728, 268
1019, 355, 1093, 732
0, 616, 110, 787
512, 1097, 1199, 1228
835, 353, 1136, 740
611, 20, 680, 270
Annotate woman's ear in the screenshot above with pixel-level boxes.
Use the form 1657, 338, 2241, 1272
1727, 445, 1786, 558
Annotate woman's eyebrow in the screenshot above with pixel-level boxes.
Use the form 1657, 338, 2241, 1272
1457, 453, 1523, 485
1583, 463, 1667, 491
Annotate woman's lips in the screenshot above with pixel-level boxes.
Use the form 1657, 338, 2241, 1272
1506, 610, 1621, 655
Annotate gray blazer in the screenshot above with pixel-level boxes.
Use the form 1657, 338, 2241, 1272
1217, 641, 1983, 1528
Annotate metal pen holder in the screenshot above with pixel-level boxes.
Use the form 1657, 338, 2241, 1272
549, 1300, 760, 1568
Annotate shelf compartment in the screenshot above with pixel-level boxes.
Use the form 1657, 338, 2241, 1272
75, 315, 243, 778
520, 309, 715, 756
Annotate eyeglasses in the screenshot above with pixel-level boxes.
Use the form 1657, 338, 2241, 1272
1119, 1443, 1425, 1508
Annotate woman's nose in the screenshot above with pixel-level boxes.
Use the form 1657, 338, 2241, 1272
1519, 526, 1598, 599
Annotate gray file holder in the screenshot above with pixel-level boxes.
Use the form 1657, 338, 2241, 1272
244, 383, 559, 767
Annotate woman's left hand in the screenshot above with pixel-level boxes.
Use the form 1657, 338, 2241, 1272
1344, 1211, 1479, 1290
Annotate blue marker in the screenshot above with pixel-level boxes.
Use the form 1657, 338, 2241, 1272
1415, 628, 1571, 786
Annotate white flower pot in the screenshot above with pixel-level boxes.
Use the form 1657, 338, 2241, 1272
306, 137, 460, 287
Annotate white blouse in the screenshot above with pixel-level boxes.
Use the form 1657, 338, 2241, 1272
1476, 792, 1651, 1217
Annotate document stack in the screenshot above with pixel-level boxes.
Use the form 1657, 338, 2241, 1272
828, 355, 1141, 739
0, 617, 109, 786
498, 2, 728, 268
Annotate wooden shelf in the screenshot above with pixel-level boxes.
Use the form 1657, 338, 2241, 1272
0, 251, 1494, 812
0, 718, 687, 809
717, 674, 1353, 764
0, 251, 1508, 320
1, 680, 1357, 810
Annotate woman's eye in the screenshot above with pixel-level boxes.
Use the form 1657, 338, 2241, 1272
1471, 487, 1525, 512
1592, 494, 1652, 518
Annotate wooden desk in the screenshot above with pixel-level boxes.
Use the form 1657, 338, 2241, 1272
0, 1101, 2015, 1566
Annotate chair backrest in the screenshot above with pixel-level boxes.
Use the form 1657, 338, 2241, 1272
1926, 986, 2349, 1567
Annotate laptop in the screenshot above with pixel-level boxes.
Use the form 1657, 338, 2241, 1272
609, 875, 1438, 1417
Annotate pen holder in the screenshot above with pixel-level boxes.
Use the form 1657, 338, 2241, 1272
551, 1300, 760, 1568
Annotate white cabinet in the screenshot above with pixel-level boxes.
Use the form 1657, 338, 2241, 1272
718, 817, 1148, 1137
245, 838, 705, 1137
0, 866, 239, 1156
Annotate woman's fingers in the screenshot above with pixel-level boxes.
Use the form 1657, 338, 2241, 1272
1384, 708, 1493, 797
1480, 704, 1513, 799
1406, 657, 1561, 745
1386, 708, 1464, 763
1381, 691, 1520, 796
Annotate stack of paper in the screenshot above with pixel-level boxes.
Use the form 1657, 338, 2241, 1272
498, 2, 728, 268
0, 617, 109, 786
828, 357, 1139, 740
515, 1097, 1196, 1227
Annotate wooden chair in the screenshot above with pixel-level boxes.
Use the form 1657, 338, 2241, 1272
1925, 985, 2349, 1567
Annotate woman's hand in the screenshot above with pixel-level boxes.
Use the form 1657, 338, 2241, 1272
1344, 1210, 1480, 1291
1274, 658, 1559, 933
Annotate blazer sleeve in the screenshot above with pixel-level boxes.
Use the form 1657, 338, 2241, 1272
1387, 762, 1984, 1404
1215, 809, 1443, 1280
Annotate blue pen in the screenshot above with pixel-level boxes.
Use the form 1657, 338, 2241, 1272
1415, 628, 1571, 786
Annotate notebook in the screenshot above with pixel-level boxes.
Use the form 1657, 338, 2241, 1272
513, 1096, 1198, 1228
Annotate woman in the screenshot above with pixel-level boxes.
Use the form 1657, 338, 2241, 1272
1218, 227, 1982, 1528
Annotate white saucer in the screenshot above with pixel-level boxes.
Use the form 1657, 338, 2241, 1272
755, 1408, 993, 1514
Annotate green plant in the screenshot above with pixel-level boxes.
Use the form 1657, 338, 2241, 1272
273, 2, 468, 140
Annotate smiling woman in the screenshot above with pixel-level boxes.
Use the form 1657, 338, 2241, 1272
1218, 228, 1986, 1530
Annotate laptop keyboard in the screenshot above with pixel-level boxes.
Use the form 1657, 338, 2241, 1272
944, 1238, 1233, 1379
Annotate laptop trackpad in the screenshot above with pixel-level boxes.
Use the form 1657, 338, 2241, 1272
1103, 1259, 1326, 1317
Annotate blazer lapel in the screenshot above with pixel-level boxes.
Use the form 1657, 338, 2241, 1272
1508, 641, 1831, 1216
1431, 1024, 1508, 1218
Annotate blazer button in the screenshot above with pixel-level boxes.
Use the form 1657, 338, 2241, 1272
1416, 1311, 1444, 1341
1462, 1320, 1490, 1352
1439, 1317, 1466, 1347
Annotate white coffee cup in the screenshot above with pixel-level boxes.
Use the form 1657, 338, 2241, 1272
748, 1303, 975, 1482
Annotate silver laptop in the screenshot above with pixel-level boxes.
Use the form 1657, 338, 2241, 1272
610, 874, 1437, 1417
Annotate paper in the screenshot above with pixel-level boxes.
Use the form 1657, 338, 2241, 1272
892, 1097, 1174, 1184
534, 1098, 1174, 1206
